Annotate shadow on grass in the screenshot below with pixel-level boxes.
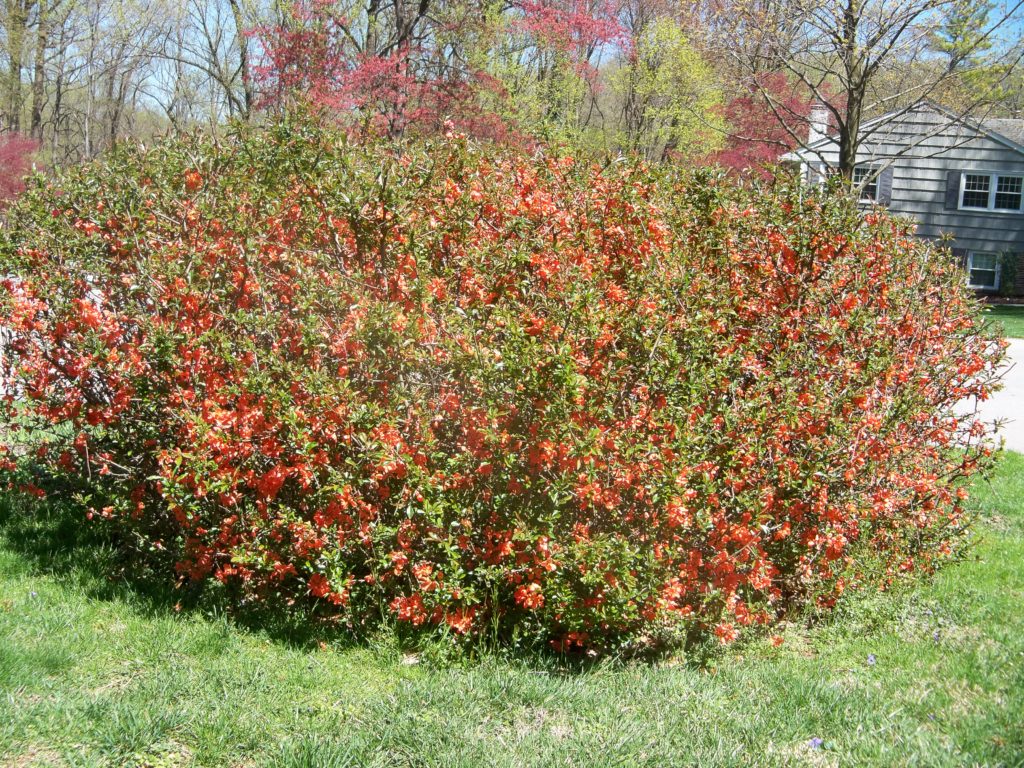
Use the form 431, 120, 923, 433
0, 492, 121, 587
3, 481, 942, 673
0, 491, 372, 653
0, 491, 661, 671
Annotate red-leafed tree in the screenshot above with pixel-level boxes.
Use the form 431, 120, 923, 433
251, 1, 422, 136
251, 0, 628, 142
512, 0, 629, 55
0, 133, 38, 205
712, 73, 813, 176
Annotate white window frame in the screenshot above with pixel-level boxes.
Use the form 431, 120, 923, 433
805, 163, 882, 202
965, 251, 1001, 291
805, 162, 827, 186
959, 172, 1024, 213
853, 165, 879, 202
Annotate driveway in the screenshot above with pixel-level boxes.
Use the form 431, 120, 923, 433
977, 338, 1024, 454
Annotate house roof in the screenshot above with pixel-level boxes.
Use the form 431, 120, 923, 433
982, 118, 1024, 146
783, 101, 1024, 161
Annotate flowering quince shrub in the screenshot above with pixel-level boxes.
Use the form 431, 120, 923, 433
0, 120, 1005, 652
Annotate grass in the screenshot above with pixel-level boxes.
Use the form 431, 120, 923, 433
1, 456, 1023, 767
982, 304, 1024, 339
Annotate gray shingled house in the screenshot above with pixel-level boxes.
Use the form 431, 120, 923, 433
782, 101, 1024, 297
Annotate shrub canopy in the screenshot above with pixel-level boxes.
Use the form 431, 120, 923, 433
0, 121, 1005, 651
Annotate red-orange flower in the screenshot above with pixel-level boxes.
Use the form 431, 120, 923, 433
715, 622, 739, 645
514, 582, 545, 610
309, 573, 331, 597
184, 170, 203, 192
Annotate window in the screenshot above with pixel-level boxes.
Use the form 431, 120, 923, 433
960, 172, 1024, 212
807, 162, 828, 185
961, 174, 991, 208
966, 251, 1000, 290
995, 175, 1023, 210
853, 166, 878, 201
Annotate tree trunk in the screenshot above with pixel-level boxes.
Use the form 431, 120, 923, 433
29, 0, 45, 140
365, 0, 380, 55
836, 0, 863, 181
50, 19, 64, 160
837, 120, 857, 182
228, 0, 252, 119
5, 0, 30, 131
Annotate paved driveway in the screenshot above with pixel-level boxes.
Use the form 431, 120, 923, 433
978, 338, 1024, 454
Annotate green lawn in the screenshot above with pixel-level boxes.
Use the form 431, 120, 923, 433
982, 305, 1024, 339
2, 456, 1023, 767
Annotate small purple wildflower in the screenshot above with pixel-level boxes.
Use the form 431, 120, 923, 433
933, 630, 940, 642
808, 737, 824, 750
867, 653, 876, 666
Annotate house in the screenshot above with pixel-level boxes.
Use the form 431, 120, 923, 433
782, 102, 1024, 297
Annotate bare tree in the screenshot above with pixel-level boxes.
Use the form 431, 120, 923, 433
717, 0, 1024, 179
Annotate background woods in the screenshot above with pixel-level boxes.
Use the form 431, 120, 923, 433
0, 0, 1021, 183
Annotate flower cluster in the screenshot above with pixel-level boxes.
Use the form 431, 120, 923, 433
0, 121, 1004, 650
